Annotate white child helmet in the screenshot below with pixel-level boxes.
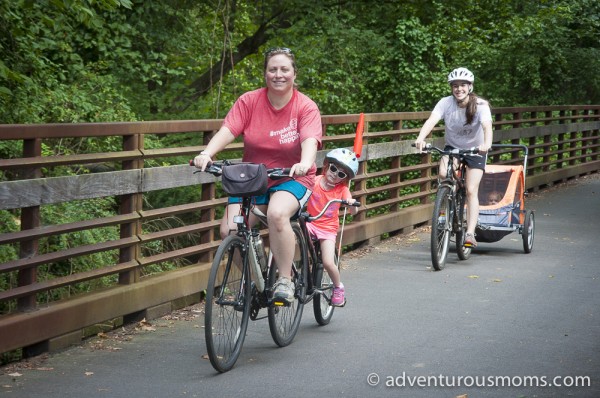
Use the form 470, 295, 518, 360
325, 148, 359, 179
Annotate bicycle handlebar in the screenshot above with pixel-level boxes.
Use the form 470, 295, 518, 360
189, 160, 292, 179
411, 143, 480, 155
304, 198, 360, 222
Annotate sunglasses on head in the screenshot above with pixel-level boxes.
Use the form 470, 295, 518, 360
265, 47, 294, 57
328, 163, 347, 179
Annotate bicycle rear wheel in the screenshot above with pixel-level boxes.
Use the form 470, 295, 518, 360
431, 186, 452, 270
204, 235, 251, 373
268, 222, 307, 347
455, 189, 472, 260
313, 250, 338, 326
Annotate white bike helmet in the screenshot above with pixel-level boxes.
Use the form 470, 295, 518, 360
325, 148, 359, 179
447, 67, 475, 84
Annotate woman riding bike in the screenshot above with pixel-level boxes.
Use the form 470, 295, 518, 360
414, 67, 493, 248
192, 47, 322, 303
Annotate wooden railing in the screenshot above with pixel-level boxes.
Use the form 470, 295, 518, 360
1, 106, 599, 357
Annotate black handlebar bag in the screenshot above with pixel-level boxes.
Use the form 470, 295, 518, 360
221, 163, 268, 197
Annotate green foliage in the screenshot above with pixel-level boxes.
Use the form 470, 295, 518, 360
0, 0, 136, 123
2, 0, 599, 123
0, 211, 18, 263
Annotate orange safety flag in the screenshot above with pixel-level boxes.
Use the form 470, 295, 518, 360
353, 113, 365, 158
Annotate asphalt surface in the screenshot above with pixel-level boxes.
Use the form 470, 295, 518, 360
1, 174, 599, 398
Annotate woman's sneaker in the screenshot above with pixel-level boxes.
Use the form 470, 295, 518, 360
331, 285, 346, 307
272, 277, 295, 303
464, 233, 477, 248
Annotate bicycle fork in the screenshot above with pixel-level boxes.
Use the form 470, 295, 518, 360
438, 183, 456, 232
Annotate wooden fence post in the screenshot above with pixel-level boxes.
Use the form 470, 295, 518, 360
199, 131, 216, 264
118, 134, 143, 285
17, 138, 42, 311
390, 120, 402, 213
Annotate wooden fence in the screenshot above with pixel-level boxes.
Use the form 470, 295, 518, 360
1, 106, 599, 357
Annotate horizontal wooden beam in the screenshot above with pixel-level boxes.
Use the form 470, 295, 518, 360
0, 120, 223, 140
0, 263, 211, 354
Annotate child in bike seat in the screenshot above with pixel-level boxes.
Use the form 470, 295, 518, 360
305, 148, 359, 307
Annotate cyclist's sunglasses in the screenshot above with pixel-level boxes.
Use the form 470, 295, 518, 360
328, 163, 347, 179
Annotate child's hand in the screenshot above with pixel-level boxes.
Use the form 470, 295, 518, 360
346, 198, 360, 206
346, 199, 360, 215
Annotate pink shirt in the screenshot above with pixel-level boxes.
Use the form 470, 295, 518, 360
307, 175, 353, 235
223, 88, 322, 189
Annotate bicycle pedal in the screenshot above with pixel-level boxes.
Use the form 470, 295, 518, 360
271, 298, 291, 307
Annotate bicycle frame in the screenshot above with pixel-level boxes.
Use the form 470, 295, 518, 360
438, 153, 468, 231
296, 198, 359, 304
418, 144, 479, 270
192, 160, 295, 305
296, 217, 323, 303
199, 161, 308, 372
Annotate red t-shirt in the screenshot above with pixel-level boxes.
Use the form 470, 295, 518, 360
223, 88, 322, 189
307, 175, 353, 235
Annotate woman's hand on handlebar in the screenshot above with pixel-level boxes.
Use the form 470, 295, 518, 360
191, 152, 212, 171
478, 143, 491, 153
414, 139, 428, 153
290, 162, 312, 177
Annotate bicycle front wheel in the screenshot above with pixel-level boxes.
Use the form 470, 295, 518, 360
431, 186, 452, 270
204, 235, 251, 373
455, 189, 472, 261
268, 222, 307, 347
313, 249, 337, 326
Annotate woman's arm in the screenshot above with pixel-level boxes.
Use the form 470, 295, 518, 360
290, 137, 319, 176
192, 127, 236, 170
480, 119, 493, 153
414, 113, 441, 151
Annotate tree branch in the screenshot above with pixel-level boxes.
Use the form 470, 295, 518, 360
166, 10, 292, 114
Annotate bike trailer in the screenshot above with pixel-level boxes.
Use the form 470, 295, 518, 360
475, 164, 526, 243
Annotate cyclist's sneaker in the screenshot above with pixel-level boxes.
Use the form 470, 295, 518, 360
464, 233, 477, 248
272, 277, 295, 303
331, 285, 346, 307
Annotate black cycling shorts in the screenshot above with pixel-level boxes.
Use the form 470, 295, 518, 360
444, 145, 487, 171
